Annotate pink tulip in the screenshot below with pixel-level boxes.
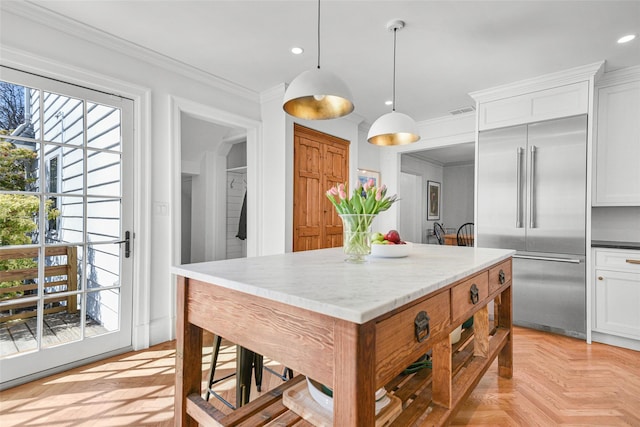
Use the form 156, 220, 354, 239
368, 178, 375, 188
376, 187, 383, 201
339, 188, 347, 200
328, 187, 339, 197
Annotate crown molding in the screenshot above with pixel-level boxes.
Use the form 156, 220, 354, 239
4, 1, 259, 103
596, 65, 640, 87
260, 83, 286, 104
469, 61, 605, 104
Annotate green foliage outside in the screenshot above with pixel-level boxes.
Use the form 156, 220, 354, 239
1, 140, 60, 299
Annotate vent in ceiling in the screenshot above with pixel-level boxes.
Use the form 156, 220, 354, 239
449, 105, 476, 115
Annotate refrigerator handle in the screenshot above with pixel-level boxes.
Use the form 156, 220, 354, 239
513, 254, 582, 264
516, 147, 523, 228
529, 145, 536, 228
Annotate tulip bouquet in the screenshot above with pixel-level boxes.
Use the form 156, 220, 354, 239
326, 179, 398, 262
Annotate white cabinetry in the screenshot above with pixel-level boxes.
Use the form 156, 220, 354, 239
592, 248, 640, 350
593, 72, 640, 206
470, 62, 603, 131
476, 81, 589, 131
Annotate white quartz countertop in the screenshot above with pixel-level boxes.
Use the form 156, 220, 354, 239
172, 244, 514, 324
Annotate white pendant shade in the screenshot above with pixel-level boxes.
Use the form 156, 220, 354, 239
283, 68, 354, 120
367, 111, 420, 146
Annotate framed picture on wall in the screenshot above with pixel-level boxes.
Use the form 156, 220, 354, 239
427, 180, 441, 220
357, 169, 381, 187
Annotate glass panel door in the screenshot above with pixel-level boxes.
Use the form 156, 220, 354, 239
0, 66, 133, 387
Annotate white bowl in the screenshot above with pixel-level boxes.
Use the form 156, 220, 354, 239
306, 377, 390, 415
370, 241, 412, 258
450, 325, 463, 344
306, 377, 333, 412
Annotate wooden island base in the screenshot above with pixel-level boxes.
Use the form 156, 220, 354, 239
185, 323, 510, 426
175, 250, 513, 426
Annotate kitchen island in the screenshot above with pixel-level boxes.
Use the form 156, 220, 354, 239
173, 244, 514, 426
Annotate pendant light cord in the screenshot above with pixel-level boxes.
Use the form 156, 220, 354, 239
317, 0, 321, 69
392, 27, 397, 112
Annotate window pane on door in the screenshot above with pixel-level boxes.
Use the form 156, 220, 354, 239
87, 150, 121, 197
0, 194, 42, 245
87, 103, 121, 152
85, 288, 120, 336
48, 196, 84, 245
86, 198, 121, 243
0, 81, 39, 141
86, 243, 120, 290
0, 300, 38, 356
42, 294, 81, 348
43, 92, 83, 145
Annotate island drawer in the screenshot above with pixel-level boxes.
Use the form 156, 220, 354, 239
451, 271, 489, 322
375, 290, 450, 387
489, 259, 512, 294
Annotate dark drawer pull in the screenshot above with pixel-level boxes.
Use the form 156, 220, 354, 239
414, 311, 431, 343
498, 269, 506, 284
470, 284, 480, 304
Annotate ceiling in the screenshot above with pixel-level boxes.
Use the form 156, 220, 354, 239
17, 1, 640, 162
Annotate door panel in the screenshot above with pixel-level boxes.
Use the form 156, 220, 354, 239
0, 66, 133, 387
526, 115, 587, 255
477, 125, 527, 250
293, 124, 349, 251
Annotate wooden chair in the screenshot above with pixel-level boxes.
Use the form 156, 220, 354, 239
456, 222, 474, 246
433, 222, 445, 245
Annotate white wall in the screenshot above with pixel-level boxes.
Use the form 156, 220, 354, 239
401, 156, 444, 242
442, 163, 474, 231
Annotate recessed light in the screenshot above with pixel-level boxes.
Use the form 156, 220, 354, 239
618, 34, 636, 44
291, 47, 304, 55
385, 100, 393, 106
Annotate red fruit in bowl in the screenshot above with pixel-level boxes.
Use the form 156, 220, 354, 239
384, 230, 401, 244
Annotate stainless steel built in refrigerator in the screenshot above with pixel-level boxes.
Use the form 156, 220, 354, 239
477, 115, 587, 338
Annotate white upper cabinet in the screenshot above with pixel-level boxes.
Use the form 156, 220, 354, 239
593, 68, 640, 206
477, 81, 589, 131
470, 62, 603, 131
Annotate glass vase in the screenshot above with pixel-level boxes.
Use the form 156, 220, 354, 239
339, 214, 377, 263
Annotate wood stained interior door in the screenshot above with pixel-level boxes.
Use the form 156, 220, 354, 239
293, 124, 349, 252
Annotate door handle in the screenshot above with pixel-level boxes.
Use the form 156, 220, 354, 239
516, 147, 523, 228
626, 259, 640, 265
529, 145, 536, 229
115, 231, 131, 258
513, 254, 581, 264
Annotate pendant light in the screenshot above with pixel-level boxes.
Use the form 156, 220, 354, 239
283, 0, 354, 120
368, 20, 420, 146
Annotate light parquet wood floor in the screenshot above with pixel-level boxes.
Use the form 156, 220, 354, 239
0, 327, 638, 426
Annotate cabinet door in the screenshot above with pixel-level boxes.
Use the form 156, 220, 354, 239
594, 81, 640, 205
594, 269, 640, 338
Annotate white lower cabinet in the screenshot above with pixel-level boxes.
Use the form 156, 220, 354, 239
592, 248, 640, 348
